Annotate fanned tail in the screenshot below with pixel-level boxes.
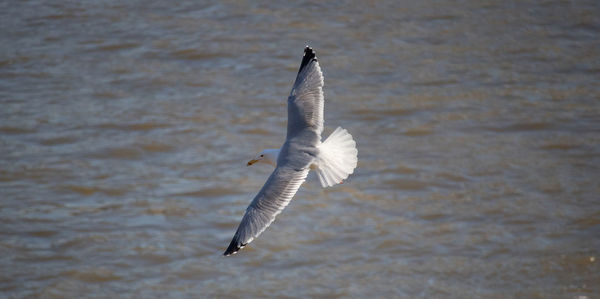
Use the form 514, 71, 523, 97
315, 127, 358, 188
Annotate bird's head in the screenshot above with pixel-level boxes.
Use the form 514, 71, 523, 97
247, 149, 279, 167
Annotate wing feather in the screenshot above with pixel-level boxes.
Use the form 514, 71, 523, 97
224, 46, 324, 256
286, 46, 325, 141
224, 166, 309, 256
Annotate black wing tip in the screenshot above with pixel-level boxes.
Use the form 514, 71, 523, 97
304, 45, 317, 59
223, 240, 247, 256
298, 46, 317, 74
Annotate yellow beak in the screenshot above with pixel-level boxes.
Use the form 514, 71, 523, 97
247, 159, 259, 166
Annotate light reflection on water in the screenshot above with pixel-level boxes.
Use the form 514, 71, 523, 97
1, 0, 599, 297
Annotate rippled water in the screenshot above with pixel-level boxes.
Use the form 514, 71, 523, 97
2, 1, 599, 297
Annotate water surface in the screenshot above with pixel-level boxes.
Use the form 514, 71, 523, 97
1, 0, 599, 297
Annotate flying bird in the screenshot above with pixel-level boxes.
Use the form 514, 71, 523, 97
224, 46, 358, 256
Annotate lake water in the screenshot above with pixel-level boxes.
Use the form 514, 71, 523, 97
1, 0, 599, 297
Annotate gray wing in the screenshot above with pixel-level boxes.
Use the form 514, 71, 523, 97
224, 165, 309, 256
224, 47, 323, 256
286, 46, 325, 144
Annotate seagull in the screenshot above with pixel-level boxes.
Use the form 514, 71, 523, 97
223, 46, 358, 256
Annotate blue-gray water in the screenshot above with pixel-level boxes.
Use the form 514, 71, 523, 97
1, 1, 599, 297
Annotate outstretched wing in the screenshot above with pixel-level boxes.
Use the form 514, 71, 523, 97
224, 165, 309, 256
224, 47, 324, 256
286, 46, 325, 143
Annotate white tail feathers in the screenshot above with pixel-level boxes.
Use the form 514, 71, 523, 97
315, 127, 358, 188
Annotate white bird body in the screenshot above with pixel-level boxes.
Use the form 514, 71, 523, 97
250, 127, 357, 187
224, 47, 358, 256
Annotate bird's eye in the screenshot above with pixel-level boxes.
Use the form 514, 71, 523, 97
260, 155, 264, 157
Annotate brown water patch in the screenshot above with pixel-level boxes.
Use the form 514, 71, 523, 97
137, 199, 196, 216
263, 243, 295, 255
92, 91, 122, 99
28, 230, 59, 238
214, 221, 237, 229
420, 213, 449, 221
421, 14, 461, 21
486, 122, 554, 132
376, 239, 410, 250
0, 70, 51, 79
552, 254, 598, 276
240, 128, 273, 135
181, 114, 219, 124
42, 13, 77, 20
152, 39, 173, 49
411, 79, 458, 86
44, 36, 61, 42
66, 203, 124, 217
172, 186, 244, 198
61, 185, 128, 197
102, 188, 129, 197
64, 185, 98, 195
483, 247, 511, 258
383, 165, 418, 174
436, 172, 469, 182
67, 268, 122, 283
131, 248, 172, 264
53, 235, 109, 251
385, 179, 430, 191
140, 142, 175, 153
144, 206, 195, 216
572, 212, 600, 229
0, 126, 36, 134
540, 143, 580, 150
16, 255, 77, 263
89, 147, 142, 160
185, 80, 210, 87
176, 264, 225, 280
78, 39, 104, 45
404, 125, 433, 136
39, 136, 77, 146
352, 108, 416, 120
5, 166, 71, 183
97, 42, 139, 51
96, 122, 171, 131
170, 49, 233, 60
